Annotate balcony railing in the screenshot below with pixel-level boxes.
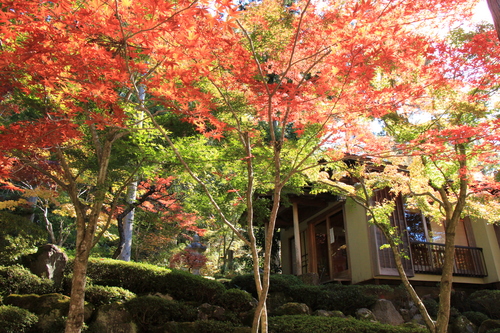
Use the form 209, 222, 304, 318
410, 242, 487, 277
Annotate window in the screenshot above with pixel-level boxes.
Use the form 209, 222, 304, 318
405, 208, 445, 244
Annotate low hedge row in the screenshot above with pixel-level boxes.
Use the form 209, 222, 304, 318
0, 265, 54, 296
228, 274, 392, 315
268, 315, 429, 333
66, 258, 225, 304
0, 305, 38, 333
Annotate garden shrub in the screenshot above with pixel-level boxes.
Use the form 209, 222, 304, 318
164, 270, 225, 304
0, 211, 46, 265
125, 295, 198, 331
67, 258, 224, 303
423, 298, 439, 318
470, 290, 500, 319
0, 305, 38, 333
85, 285, 136, 306
217, 288, 254, 312
194, 320, 240, 333
162, 320, 242, 333
268, 315, 429, 333
229, 274, 304, 297
463, 311, 489, 327
0, 265, 54, 296
285, 285, 324, 310
287, 284, 381, 315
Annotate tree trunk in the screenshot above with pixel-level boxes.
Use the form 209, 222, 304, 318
488, 0, 500, 41
435, 217, 459, 333
65, 216, 94, 333
384, 225, 436, 332
116, 180, 137, 261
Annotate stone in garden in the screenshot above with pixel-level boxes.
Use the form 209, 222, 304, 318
412, 314, 426, 326
273, 302, 311, 316
356, 308, 377, 322
313, 310, 346, 317
451, 315, 477, 333
197, 303, 226, 321
371, 299, 404, 325
24, 244, 68, 287
92, 302, 138, 333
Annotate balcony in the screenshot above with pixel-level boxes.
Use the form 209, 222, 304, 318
410, 242, 487, 277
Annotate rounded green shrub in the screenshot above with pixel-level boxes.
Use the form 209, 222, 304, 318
0, 305, 38, 333
0, 265, 54, 296
85, 285, 136, 306
125, 295, 198, 331
68, 258, 224, 304
269, 316, 428, 333
0, 212, 46, 265
463, 311, 489, 327
194, 320, 239, 333
470, 290, 500, 319
217, 289, 254, 312
229, 274, 304, 298
423, 298, 439, 318
268, 315, 429, 333
286, 284, 380, 315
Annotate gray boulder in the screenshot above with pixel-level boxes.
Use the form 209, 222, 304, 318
313, 310, 346, 318
371, 299, 404, 325
273, 302, 311, 316
452, 315, 477, 333
356, 308, 377, 322
198, 303, 226, 321
24, 244, 68, 287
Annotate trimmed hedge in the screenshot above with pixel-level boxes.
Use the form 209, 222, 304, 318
285, 284, 389, 315
0, 265, 54, 296
268, 315, 429, 333
229, 274, 304, 297
470, 290, 500, 319
85, 285, 136, 306
217, 289, 254, 313
67, 258, 225, 304
0, 305, 38, 333
125, 296, 198, 331
463, 311, 489, 327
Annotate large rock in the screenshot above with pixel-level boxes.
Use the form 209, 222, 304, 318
371, 299, 404, 326
4, 293, 93, 331
91, 302, 138, 333
356, 308, 377, 322
273, 302, 311, 316
313, 310, 346, 318
452, 315, 477, 333
198, 303, 226, 321
24, 244, 68, 287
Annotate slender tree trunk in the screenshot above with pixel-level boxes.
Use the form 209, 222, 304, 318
65, 216, 94, 333
435, 218, 458, 333
116, 180, 137, 261
488, 0, 500, 41
382, 225, 436, 332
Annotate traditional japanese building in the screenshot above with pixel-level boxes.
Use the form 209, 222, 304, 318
278, 190, 500, 288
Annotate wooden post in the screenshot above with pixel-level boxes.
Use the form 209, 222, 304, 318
293, 201, 302, 275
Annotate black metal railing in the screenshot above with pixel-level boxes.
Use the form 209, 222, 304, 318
410, 242, 487, 277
